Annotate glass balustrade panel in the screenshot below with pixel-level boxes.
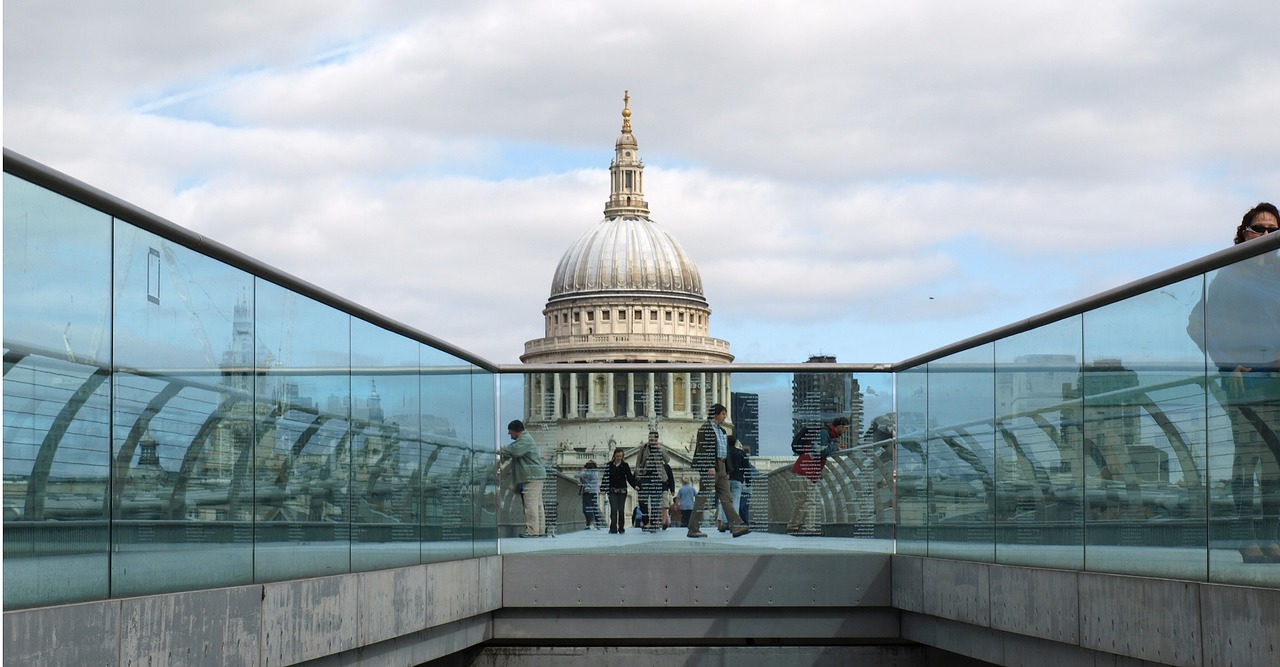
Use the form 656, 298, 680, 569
896, 365, 929, 556
350, 319, 422, 571
110, 221, 256, 596
421, 345, 477, 562
993, 316, 1084, 570
472, 368, 498, 556
1198, 255, 1280, 586
252, 280, 352, 582
1081, 277, 1209, 580
925, 344, 996, 561
2, 175, 113, 609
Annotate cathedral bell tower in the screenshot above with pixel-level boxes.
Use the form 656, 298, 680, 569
604, 91, 650, 219
521, 91, 734, 481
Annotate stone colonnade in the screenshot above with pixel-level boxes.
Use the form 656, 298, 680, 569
523, 371, 731, 423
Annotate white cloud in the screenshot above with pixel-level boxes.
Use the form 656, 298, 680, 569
6, 1, 1280, 365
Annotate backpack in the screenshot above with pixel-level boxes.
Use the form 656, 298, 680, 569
791, 426, 820, 455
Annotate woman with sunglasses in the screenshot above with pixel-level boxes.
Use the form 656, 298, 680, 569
1233, 202, 1280, 244
1190, 203, 1280, 563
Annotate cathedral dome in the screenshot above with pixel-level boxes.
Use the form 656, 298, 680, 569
549, 215, 705, 302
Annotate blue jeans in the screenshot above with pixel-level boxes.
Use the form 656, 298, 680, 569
717, 479, 743, 523
581, 492, 600, 526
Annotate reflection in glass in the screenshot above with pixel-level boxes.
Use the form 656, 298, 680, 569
1198, 253, 1280, 585
1084, 278, 1209, 580
350, 319, 421, 572
110, 222, 256, 596
895, 366, 929, 556
3, 174, 113, 366
473, 369, 499, 555
421, 346, 476, 562
726, 371, 895, 543
993, 317, 1083, 570
922, 345, 997, 561
3, 176, 113, 609
485, 370, 896, 547
252, 281, 352, 582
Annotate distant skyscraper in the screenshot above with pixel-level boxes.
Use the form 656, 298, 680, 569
730, 392, 760, 455
791, 355, 862, 442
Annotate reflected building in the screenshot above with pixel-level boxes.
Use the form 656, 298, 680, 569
1061, 358, 1145, 481
995, 353, 1079, 419
179, 298, 421, 525
520, 93, 733, 476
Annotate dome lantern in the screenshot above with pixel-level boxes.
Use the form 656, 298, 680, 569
549, 92, 703, 304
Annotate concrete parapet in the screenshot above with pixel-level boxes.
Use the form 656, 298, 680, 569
1, 556, 502, 667
263, 572, 361, 664
5, 552, 1276, 666
1199, 582, 1280, 667
123, 586, 261, 666
1079, 572, 1200, 666
4, 596, 121, 666
893, 555, 1280, 667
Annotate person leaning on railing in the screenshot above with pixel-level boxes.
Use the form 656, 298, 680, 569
1186, 202, 1280, 563
786, 417, 851, 536
500, 420, 547, 538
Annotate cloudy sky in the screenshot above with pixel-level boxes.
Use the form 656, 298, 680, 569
6, 1, 1280, 366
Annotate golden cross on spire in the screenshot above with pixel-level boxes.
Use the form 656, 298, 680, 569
621, 90, 632, 133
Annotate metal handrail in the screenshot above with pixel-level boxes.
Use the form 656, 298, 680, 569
895, 232, 1280, 370
11, 147, 1274, 377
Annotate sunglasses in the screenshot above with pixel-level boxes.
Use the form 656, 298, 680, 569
1246, 223, 1279, 235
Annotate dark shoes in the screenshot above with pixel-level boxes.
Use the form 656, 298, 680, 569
731, 526, 751, 538
687, 531, 708, 538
